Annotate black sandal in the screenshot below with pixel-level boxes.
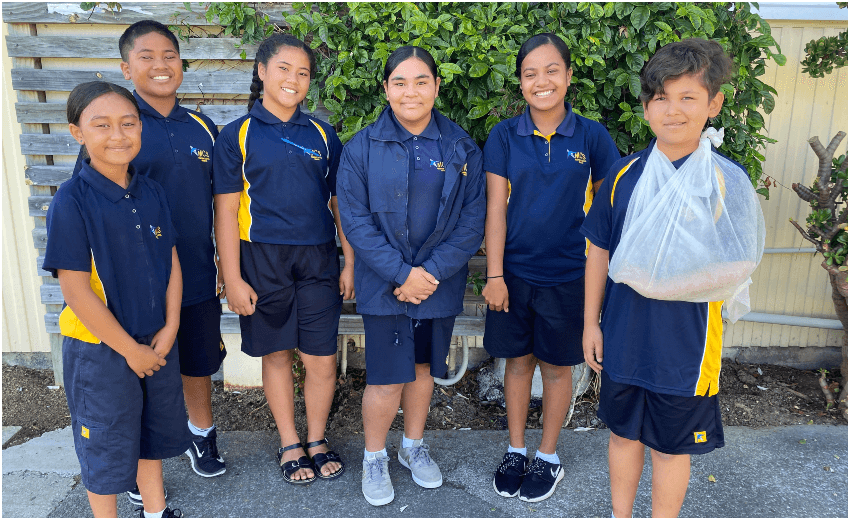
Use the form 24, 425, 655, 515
277, 442, 317, 485
305, 438, 345, 480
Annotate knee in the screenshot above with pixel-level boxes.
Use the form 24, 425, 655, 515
263, 349, 293, 368
538, 362, 570, 383
367, 383, 404, 400
506, 356, 536, 377
650, 449, 687, 463
609, 432, 640, 449
301, 353, 337, 377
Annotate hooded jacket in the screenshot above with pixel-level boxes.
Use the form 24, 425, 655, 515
337, 106, 485, 318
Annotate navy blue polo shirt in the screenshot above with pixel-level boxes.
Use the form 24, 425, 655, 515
73, 92, 218, 307
390, 112, 444, 257
581, 139, 749, 397
483, 102, 621, 286
213, 100, 342, 245
44, 160, 177, 342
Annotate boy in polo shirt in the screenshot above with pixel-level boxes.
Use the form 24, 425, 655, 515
45, 81, 188, 518
482, 34, 620, 503
72, 20, 227, 483
581, 38, 738, 517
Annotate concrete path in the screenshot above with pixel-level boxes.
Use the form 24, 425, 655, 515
2, 426, 846, 518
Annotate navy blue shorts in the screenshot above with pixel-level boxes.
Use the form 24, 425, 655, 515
362, 314, 455, 385
598, 370, 725, 455
63, 333, 192, 495
483, 272, 585, 367
239, 240, 342, 358
177, 297, 225, 377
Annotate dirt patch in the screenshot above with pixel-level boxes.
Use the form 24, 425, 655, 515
3, 361, 845, 448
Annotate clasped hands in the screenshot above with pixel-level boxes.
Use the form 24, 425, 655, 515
393, 266, 439, 304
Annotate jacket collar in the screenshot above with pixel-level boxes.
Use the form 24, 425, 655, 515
250, 100, 310, 125
517, 102, 576, 137
78, 159, 142, 203
371, 105, 465, 144
133, 91, 189, 122
389, 110, 441, 142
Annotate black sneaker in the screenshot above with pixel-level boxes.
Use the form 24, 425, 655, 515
185, 427, 226, 477
493, 452, 528, 498
518, 458, 564, 503
127, 485, 168, 506
136, 506, 183, 518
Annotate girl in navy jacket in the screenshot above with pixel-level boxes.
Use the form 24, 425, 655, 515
336, 46, 485, 506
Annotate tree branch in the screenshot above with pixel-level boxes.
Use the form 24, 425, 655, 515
809, 132, 847, 209
789, 218, 826, 251
792, 182, 818, 203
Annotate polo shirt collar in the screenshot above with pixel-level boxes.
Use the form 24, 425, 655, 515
517, 102, 576, 138
249, 99, 309, 125
133, 91, 189, 122
78, 159, 142, 203
388, 109, 441, 142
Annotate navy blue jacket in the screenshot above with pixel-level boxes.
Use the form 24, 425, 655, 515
337, 107, 485, 318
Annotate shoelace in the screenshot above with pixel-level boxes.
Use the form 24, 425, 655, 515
408, 444, 434, 468
196, 435, 219, 459
364, 455, 389, 483
498, 453, 526, 473
525, 457, 548, 476
135, 506, 182, 518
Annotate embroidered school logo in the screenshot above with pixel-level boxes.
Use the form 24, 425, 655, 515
460, 163, 468, 176
567, 150, 587, 164
190, 146, 210, 163
81, 425, 89, 439
281, 137, 322, 161
150, 225, 162, 239
694, 431, 707, 443
429, 159, 446, 172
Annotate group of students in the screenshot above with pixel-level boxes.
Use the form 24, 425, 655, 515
44, 18, 744, 518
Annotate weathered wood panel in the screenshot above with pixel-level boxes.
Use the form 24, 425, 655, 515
45, 312, 486, 336
20, 134, 80, 156
1, 3, 290, 25
15, 102, 331, 126
33, 226, 47, 249
6, 35, 261, 60
13, 69, 252, 94
24, 165, 72, 187
28, 195, 52, 216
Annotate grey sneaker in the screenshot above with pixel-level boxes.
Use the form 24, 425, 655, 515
362, 454, 394, 506
398, 439, 443, 488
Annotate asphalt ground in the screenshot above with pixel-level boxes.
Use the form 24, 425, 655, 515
2, 426, 847, 518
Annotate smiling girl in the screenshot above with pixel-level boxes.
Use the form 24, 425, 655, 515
481, 33, 621, 503
212, 34, 353, 485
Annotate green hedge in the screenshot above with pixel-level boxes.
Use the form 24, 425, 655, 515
227, 2, 785, 187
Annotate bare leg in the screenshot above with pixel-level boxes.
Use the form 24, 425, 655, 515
650, 449, 690, 518
400, 363, 434, 440
137, 458, 166, 514
300, 351, 341, 476
537, 361, 572, 454
609, 432, 646, 518
262, 349, 314, 480
503, 354, 537, 449
182, 375, 213, 429
86, 492, 117, 518
363, 383, 404, 452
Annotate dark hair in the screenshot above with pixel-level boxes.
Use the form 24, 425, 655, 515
383, 46, 438, 82
67, 81, 140, 126
515, 33, 571, 78
248, 34, 316, 111
119, 20, 180, 62
639, 38, 732, 103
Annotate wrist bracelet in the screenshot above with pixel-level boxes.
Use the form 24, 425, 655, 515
486, 275, 503, 279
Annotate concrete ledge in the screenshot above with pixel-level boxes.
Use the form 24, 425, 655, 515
722, 346, 843, 369
2, 352, 53, 370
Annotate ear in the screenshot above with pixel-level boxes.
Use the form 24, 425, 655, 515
382, 80, 389, 99
565, 67, 574, 87
69, 123, 84, 145
257, 62, 267, 83
708, 91, 724, 118
434, 76, 441, 98
120, 61, 131, 80
642, 101, 649, 122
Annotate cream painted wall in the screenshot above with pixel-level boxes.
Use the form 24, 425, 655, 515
2, 21, 50, 353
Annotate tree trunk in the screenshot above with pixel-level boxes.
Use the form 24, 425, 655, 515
826, 263, 848, 417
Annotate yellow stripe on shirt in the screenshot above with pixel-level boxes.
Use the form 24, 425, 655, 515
59, 255, 107, 344
188, 113, 215, 144
309, 120, 329, 157
610, 158, 639, 206
694, 301, 724, 396
583, 172, 594, 257
237, 118, 253, 242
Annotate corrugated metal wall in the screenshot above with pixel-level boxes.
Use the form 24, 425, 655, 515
724, 19, 848, 348
2, 21, 50, 353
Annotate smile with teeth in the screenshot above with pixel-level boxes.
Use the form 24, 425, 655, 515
535, 90, 554, 97
282, 87, 297, 94
152, 76, 171, 80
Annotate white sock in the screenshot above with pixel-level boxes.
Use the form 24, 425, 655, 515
143, 507, 166, 518
507, 444, 527, 457
188, 421, 214, 437
364, 447, 387, 459
402, 434, 422, 449
535, 449, 560, 465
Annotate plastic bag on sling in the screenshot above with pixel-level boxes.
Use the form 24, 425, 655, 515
608, 129, 765, 322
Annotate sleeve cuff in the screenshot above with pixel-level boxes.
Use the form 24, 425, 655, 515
421, 259, 441, 281
394, 263, 413, 286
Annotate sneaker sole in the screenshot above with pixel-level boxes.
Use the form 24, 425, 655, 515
127, 489, 167, 506
363, 488, 394, 506
185, 448, 227, 478
519, 467, 564, 503
492, 476, 520, 498
398, 455, 442, 488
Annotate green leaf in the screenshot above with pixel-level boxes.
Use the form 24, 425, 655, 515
772, 53, 787, 66
469, 62, 489, 78
467, 104, 489, 119
629, 74, 642, 99
439, 62, 463, 75
755, 187, 770, 200
630, 6, 650, 31
619, 112, 633, 122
